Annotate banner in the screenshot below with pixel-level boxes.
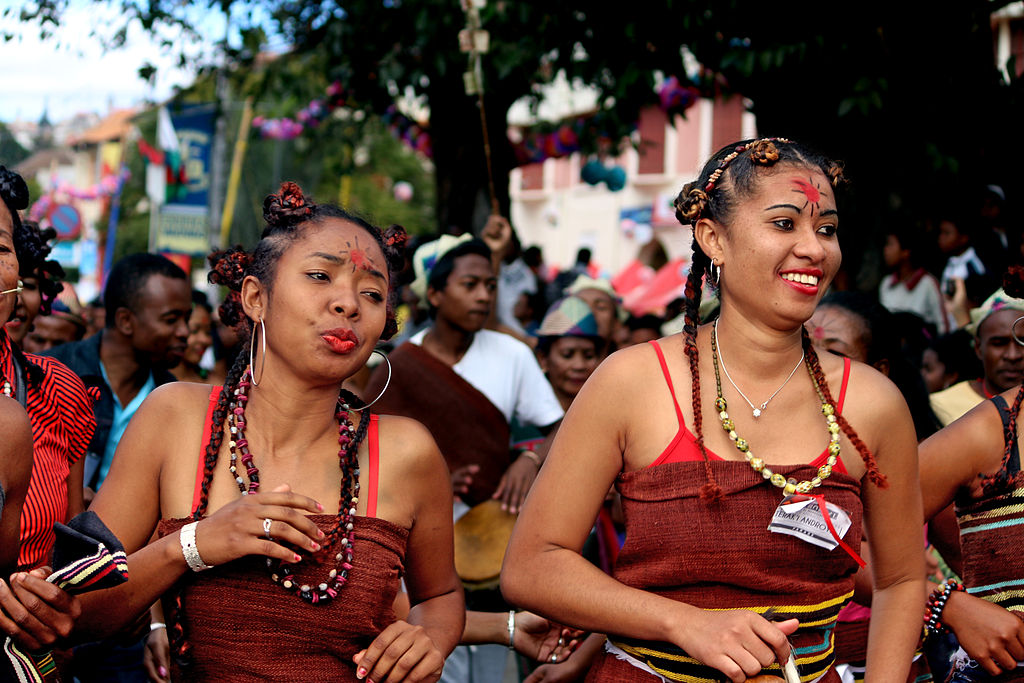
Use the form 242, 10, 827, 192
154, 205, 209, 256
170, 104, 215, 208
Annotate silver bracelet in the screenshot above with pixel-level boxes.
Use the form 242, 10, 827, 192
149, 622, 167, 632
180, 521, 213, 572
507, 610, 515, 650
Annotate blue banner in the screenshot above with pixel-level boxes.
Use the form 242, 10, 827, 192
171, 104, 215, 208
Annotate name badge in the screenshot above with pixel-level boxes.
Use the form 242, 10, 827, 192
768, 495, 852, 551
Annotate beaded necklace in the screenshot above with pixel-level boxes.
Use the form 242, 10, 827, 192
709, 324, 841, 496
1, 379, 10, 397
227, 370, 364, 604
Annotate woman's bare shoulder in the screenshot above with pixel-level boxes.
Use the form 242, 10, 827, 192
374, 414, 446, 474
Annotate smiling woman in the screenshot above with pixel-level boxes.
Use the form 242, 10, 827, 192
501, 139, 926, 682
73, 182, 464, 682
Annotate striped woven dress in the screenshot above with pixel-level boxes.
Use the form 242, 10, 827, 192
954, 394, 1024, 681
586, 459, 862, 683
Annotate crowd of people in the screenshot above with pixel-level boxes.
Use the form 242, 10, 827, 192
0, 134, 1022, 683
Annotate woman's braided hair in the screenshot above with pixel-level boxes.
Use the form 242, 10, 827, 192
673, 138, 881, 501
167, 182, 408, 664
980, 265, 1024, 496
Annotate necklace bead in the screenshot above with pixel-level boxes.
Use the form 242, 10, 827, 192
710, 324, 841, 495
228, 369, 363, 604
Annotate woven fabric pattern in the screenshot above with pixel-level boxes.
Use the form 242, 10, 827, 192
586, 459, 862, 682
158, 515, 407, 682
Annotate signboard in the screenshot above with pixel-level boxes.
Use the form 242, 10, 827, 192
48, 204, 82, 240
170, 104, 215, 208
154, 205, 209, 256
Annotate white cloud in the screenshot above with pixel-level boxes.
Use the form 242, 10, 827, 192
0, 4, 221, 123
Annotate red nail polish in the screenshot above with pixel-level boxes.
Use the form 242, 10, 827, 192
356, 667, 367, 678
293, 554, 301, 562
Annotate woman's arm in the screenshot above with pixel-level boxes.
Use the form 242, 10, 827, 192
502, 348, 796, 683
855, 369, 927, 682
354, 417, 464, 683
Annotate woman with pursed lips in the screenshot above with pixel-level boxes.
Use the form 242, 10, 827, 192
72, 183, 464, 682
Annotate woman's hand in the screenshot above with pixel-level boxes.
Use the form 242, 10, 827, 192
0, 567, 81, 651
513, 611, 582, 663
192, 484, 326, 567
143, 625, 170, 682
674, 611, 797, 683
493, 456, 540, 514
943, 590, 1024, 675
352, 620, 445, 682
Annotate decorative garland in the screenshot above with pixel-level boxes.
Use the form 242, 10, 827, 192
28, 169, 131, 222
251, 82, 433, 158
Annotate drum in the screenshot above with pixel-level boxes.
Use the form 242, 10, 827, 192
453, 499, 517, 590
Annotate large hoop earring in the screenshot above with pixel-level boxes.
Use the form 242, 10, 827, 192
1013, 316, 1024, 347
249, 317, 267, 386
349, 349, 392, 412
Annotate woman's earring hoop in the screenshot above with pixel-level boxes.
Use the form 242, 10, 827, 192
349, 349, 391, 412
249, 317, 267, 386
1013, 316, 1024, 347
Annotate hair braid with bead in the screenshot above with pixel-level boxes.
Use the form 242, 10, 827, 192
800, 326, 887, 487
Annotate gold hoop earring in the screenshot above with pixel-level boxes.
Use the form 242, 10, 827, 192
249, 318, 267, 386
345, 349, 391, 411
1013, 315, 1024, 347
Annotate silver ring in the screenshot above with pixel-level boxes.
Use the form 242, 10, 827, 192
557, 637, 564, 647
550, 653, 558, 663
263, 517, 273, 540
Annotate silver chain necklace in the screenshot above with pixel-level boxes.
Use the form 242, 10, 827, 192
713, 318, 804, 419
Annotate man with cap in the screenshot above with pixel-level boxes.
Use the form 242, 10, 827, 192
565, 274, 626, 354
930, 287, 1024, 426
364, 233, 564, 683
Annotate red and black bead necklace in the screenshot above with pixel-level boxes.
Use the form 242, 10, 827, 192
227, 370, 367, 604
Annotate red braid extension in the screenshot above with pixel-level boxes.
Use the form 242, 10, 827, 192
682, 246, 722, 502
800, 328, 887, 488
981, 384, 1024, 496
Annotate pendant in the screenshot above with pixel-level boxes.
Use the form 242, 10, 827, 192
752, 408, 762, 418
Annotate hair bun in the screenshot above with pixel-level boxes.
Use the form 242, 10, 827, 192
748, 139, 780, 165
208, 246, 251, 291
0, 166, 30, 212
263, 181, 313, 227
826, 162, 847, 188
675, 184, 709, 225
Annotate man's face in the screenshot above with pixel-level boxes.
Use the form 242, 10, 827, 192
976, 308, 1024, 393
428, 254, 496, 333
23, 314, 82, 353
125, 274, 192, 369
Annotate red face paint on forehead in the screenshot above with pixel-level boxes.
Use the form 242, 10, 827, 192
792, 178, 821, 203
791, 176, 825, 216
339, 235, 380, 273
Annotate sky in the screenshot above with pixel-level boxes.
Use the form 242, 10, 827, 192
0, 3, 228, 123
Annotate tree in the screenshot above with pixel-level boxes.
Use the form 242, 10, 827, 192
18, 0, 1024, 279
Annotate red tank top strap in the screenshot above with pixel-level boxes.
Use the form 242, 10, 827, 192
836, 357, 851, 414
367, 414, 380, 519
649, 340, 685, 426
192, 387, 223, 517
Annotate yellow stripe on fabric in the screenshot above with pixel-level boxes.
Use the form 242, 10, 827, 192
702, 589, 854, 616
959, 501, 1024, 522
617, 637, 834, 682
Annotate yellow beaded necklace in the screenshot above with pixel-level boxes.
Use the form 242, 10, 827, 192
709, 323, 841, 495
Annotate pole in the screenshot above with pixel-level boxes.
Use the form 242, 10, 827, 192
219, 97, 253, 247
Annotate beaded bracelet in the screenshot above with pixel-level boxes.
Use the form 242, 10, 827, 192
923, 579, 964, 636
180, 521, 213, 572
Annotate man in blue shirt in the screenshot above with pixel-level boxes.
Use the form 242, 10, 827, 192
47, 253, 191, 494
